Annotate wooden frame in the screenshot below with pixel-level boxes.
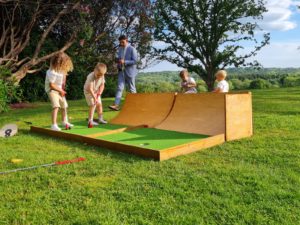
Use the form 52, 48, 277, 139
224, 92, 253, 141
30, 126, 224, 161
30, 92, 252, 161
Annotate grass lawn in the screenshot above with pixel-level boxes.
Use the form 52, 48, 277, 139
0, 88, 299, 225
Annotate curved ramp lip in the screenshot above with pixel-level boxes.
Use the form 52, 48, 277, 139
155, 93, 226, 136
110, 93, 176, 128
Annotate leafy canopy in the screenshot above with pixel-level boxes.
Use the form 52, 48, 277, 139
154, 0, 270, 90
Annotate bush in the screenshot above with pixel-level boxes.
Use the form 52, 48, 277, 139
230, 78, 251, 90
249, 79, 272, 89
0, 66, 23, 112
19, 72, 48, 102
0, 66, 12, 78
137, 81, 177, 93
102, 75, 118, 97
0, 80, 8, 112
0, 80, 23, 113
282, 76, 300, 87
197, 80, 208, 92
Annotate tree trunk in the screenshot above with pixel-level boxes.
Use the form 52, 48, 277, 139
206, 80, 214, 92
202, 73, 215, 92
10, 66, 28, 84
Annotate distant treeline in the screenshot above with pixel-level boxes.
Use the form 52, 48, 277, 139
1, 67, 300, 112
136, 68, 300, 93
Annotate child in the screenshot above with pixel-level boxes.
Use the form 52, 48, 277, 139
179, 70, 197, 93
213, 70, 229, 93
45, 52, 74, 131
84, 63, 108, 127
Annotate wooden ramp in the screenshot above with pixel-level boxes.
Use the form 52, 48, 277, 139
30, 92, 252, 161
155, 92, 253, 141
110, 93, 175, 127
156, 93, 226, 136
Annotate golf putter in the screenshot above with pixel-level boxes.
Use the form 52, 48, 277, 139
0, 157, 86, 175
88, 94, 100, 128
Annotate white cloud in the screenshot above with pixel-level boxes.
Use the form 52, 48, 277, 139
260, 0, 299, 31
254, 41, 300, 67
142, 41, 300, 72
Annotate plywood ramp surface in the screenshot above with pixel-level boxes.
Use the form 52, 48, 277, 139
110, 93, 175, 127
156, 94, 226, 135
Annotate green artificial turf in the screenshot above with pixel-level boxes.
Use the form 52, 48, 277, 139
98, 128, 209, 150
0, 90, 300, 225
60, 121, 127, 135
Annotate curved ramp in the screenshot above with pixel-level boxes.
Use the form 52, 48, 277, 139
156, 93, 226, 136
110, 93, 175, 127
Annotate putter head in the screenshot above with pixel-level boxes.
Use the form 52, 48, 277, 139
65, 124, 71, 130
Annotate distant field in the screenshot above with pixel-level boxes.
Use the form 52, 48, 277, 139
0, 88, 299, 225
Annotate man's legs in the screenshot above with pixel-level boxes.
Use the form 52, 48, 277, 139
125, 75, 136, 93
109, 72, 125, 110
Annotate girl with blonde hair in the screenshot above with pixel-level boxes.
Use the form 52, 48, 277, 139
45, 52, 74, 131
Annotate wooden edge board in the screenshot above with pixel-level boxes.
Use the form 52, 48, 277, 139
30, 126, 160, 160
86, 124, 148, 138
159, 134, 225, 161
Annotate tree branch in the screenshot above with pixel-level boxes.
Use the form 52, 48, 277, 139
31, 1, 80, 61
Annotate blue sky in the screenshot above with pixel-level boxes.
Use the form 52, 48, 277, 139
143, 0, 300, 72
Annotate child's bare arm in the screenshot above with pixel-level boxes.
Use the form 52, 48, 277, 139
212, 87, 221, 93
50, 83, 66, 96
87, 83, 97, 101
97, 83, 105, 96
187, 83, 197, 88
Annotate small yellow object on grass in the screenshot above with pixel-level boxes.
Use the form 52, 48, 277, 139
10, 159, 23, 164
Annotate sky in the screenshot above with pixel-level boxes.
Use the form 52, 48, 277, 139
142, 0, 300, 72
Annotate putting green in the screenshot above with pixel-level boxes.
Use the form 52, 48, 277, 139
97, 128, 209, 150
61, 121, 127, 135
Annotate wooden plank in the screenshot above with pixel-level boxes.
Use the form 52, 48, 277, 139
30, 126, 160, 160
159, 134, 225, 161
225, 92, 253, 141
85, 124, 147, 138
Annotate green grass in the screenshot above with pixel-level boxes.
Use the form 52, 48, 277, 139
97, 128, 208, 150
0, 89, 299, 225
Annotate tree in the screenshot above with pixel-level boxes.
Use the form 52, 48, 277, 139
154, 0, 270, 90
0, 0, 154, 85
0, 1, 84, 83
75, 0, 154, 74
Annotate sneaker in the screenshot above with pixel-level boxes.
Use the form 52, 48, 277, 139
108, 105, 120, 111
89, 121, 99, 126
88, 120, 99, 128
62, 122, 74, 128
51, 124, 61, 131
99, 118, 108, 124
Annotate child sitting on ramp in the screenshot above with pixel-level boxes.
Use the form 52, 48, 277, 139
213, 70, 229, 93
45, 52, 74, 131
179, 69, 197, 93
84, 63, 108, 128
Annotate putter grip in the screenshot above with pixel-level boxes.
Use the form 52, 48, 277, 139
55, 157, 86, 165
